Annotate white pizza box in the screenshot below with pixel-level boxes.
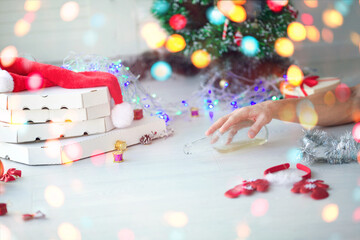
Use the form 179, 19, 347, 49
0, 86, 110, 110
0, 102, 110, 124
0, 117, 115, 143
0, 117, 166, 165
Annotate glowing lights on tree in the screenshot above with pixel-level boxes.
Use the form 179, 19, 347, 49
169, 14, 187, 30
275, 37, 294, 57
206, 7, 226, 25
151, 0, 170, 15
241, 36, 259, 57
228, 5, 247, 23
141, 22, 167, 49
166, 34, 186, 53
191, 50, 211, 69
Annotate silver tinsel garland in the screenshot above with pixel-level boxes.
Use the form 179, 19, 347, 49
300, 129, 360, 165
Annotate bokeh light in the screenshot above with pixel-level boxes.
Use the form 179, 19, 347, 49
91, 14, 106, 28
45, 185, 65, 208
151, 61, 172, 81
324, 91, 336, 106
0, 45, 18, 67
322, 28, 334, 43
24, 0, 41, 12
14, 19, 31, 37
166, 34, 186, 53
279, 103, 296, 122
304, 0, 318, 8
191, 50, 211, 69
335, 83, 351, 103
287, 65, 304, 87
236, 223, 251, 239
217, 0, 235, 16
322, 204, 339, 223
353, 207, 360, 222
58, 223, 82, 240
352, 123, 360, 143
164, 211, 189, 228
0, 224, 11, 240
26, 73, 44, 91
241, 36, 259, 57
353, 187, 360, 202
287, 22, 306, 42
350, 32, 360, 46
267, 0, 285, 12
233, 0, 246, 5
206, 7, 226, 25
297, 99, 318, 130
169, 14, 187, 30
60, 1, 80, 22
24, 12, 36, 23
228, 5, 247, 23
358, 151, 360, 164
44, 139, 61, 159
335, 0, 350, 16
63, 142, 83, 163
90, 150, 106, 166
301, 13, 313, 25
251, 198, 269, 217
306, 26, 320, 42
141, 22, 167, 49
275, 37, 294, 57
322, 9, 343, 28
118, 229, 135, 240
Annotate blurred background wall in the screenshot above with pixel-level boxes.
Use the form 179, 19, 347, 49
0, 0, 359, 64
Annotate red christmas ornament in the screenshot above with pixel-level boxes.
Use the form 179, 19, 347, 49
169, 14, 187, 30
234, 31, 243, 46
267, 0, 283, 13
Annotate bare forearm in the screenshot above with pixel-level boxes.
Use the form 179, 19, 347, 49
269, 84, 360, 126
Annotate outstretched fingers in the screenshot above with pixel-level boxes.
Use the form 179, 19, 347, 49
205, 115, 229, 136
248, 115, 268, 139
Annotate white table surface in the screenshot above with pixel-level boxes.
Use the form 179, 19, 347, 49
1, 58, 360, 240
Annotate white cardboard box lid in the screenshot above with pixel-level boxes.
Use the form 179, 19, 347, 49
0, 117, 166, 165
0, 103, 111, 124
0, 86, 110, 110
0, 117, 115, 143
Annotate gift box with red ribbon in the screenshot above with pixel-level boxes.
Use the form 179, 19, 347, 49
281, 76, 341, 98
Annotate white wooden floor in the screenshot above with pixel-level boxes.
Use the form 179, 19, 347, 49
1, 58, 360, 240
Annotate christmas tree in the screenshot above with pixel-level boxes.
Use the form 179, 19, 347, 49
151, 0, 298, 82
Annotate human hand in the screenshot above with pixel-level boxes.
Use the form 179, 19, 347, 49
205, 101, 273, 139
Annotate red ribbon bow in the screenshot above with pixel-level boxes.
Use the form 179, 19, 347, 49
0, 168, 22, 182
300, 75, 319, 97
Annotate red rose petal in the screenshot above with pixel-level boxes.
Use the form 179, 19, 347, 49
311, 188, 329, 200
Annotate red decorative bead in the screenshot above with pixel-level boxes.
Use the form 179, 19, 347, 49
169, 14, 187, 30
267, 0, 283, 12
133, 109, 143, 120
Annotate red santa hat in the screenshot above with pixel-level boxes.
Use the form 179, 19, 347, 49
0, 57, 133, 128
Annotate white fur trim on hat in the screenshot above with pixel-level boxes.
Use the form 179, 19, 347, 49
0, 70, 14, 92
111, 102, 134, 128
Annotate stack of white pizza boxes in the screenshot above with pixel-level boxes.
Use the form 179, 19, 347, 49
0, 86, 167, 165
